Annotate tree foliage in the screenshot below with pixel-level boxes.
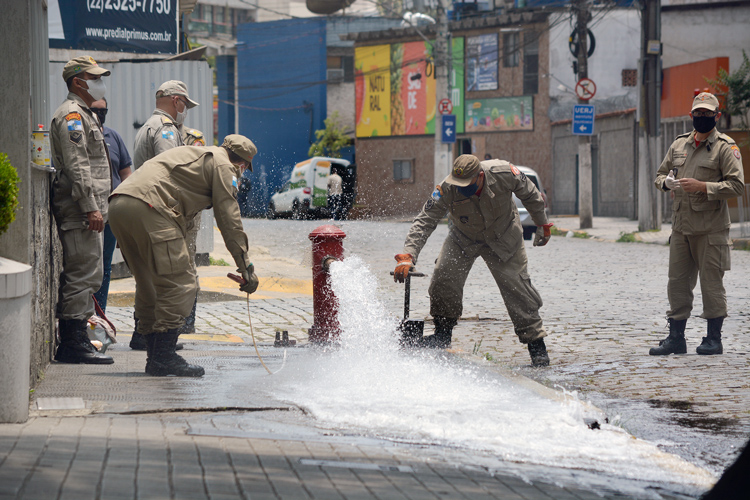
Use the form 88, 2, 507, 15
708, 50, 750, 132
0, 153, 20, 236
308, 112, 351, 158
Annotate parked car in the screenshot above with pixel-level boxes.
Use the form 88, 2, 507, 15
512, 165, 548, 240
268, 157, 356, 220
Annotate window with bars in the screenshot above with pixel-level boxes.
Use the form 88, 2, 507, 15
523, 33, 539, 95
393, 159, 414, 183
503, 32, 520, 68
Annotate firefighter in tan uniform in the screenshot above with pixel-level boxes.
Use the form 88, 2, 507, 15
50, 56, 114, 365
183, 127, 206, 146
394, 154, 554, 366
109, 135, 259, 377
651, 92, 745, 356
129, 81, 200, 350
132, 80, 198, 170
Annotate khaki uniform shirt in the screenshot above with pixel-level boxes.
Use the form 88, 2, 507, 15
655, 129, 744, 235
183, 127, 206, 146
133, 109, 183, 170
404, 160, 548, 262
112, 146, 250, 270
50, 92, 112, 226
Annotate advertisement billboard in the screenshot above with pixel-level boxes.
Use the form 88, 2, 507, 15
48, 0, 178, 54
465, 96, 533, 132
355, 38, 464, 138
466, 33, 498, 91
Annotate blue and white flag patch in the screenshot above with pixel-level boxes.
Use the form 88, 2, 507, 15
161, 130, 175, 140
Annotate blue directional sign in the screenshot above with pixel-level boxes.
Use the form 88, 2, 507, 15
572, 105, 595, 135
441, 114, 456, 143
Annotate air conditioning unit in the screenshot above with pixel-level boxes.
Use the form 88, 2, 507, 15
327, 68, 344, 83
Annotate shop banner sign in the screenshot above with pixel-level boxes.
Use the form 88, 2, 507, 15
466, 96, 533, 132
48, 0, 178, 54
355, 44, 391, 137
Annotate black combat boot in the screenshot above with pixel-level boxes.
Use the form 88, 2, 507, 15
418, 317, 457, 348
145, 329, 204, 377
55, 319, 114, 364
697, 317, 724, 355
177, 297, 198, 335
649, 318, 687, 355
527, 338, 550, 367
131, 317, 183, 351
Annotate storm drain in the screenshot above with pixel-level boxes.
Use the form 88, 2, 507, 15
299, 458, 414, 473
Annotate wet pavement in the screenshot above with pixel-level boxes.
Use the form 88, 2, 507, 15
3, 216, 749, 499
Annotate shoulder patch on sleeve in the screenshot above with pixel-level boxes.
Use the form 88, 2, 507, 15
431, 184, 443, 200
161, 130, 176, 140
425, 198, 434, 210
64, 112, 82, 122
731, 145, 742, 159
510, 164, 520, 176
69, 131, 82, 144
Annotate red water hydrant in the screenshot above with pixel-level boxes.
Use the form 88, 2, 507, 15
308, 225, 346, 343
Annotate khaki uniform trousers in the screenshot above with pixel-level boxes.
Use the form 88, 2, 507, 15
428, 235, 546, 343
108, 195, 197, 334
668, 229, 730, 320
56, 225, 103, 321
186, 214, 201, 289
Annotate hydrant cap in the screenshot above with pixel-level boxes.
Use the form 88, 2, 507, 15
308, 225, 347, 241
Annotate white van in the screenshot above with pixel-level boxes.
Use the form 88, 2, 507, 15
268, 157, 353, 220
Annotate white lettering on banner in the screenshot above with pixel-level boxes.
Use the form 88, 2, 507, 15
85, 26, 172, 42
407, 91, 417, 110
88, 0, 171, 14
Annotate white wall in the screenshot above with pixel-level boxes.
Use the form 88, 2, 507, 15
548, 9, 641, 101
662, 5, 750, 72
327, 81, 355, 135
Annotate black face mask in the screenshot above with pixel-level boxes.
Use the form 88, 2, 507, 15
457, 182, 479, 198
692, 115, 716, 134
91, 108, 107, 126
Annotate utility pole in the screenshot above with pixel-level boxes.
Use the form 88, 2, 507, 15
574, 0, 593, 229
637, 0, 662, 231
433, 0, 452, 186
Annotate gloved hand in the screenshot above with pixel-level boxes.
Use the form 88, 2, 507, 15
239, 264, 259, 294
393, 253, 414, 283
665, 171, 680, 190
533, 223, 554, 247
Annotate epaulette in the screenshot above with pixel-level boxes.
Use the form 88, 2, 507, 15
488, 160, 512, 173
675, 132, 691, 139
716, 132, 736, 145
186, 128, 203, 138
161, 115, 174, 125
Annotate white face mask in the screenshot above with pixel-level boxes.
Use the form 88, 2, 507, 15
83, 78, 106, 101
176, 108, 188, 126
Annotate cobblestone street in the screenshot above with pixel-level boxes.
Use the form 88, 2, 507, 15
99, 217, 750, 482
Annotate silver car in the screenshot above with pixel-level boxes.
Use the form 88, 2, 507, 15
513, 165, 548, 240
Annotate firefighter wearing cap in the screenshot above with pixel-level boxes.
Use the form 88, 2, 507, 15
130, 81, 200, 349
132, 80, 199, 170
651, 92, 744, 357
109, 135, 259, 377
394, 154, 553, 366
50, 55, 114, 365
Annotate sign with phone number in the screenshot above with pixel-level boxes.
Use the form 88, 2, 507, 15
49, 0, 178, 54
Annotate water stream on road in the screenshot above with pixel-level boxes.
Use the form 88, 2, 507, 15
269, 256, 714, 497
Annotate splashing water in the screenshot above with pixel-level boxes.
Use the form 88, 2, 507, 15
269, 256, 714, 493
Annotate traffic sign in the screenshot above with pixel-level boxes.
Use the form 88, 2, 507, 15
441, 114, 456, 143
572, 105, 595, 135
575, 78, 596, 101
438, 98, 453, 115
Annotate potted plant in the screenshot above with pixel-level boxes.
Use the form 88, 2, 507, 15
0, 152, 20, 235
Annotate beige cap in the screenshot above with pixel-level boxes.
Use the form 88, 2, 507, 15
155, 80, 199, 108
444, 154, 482, 187
62, 56, 110, 82
222, 134, 257, 171
691, 92, 720, 112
